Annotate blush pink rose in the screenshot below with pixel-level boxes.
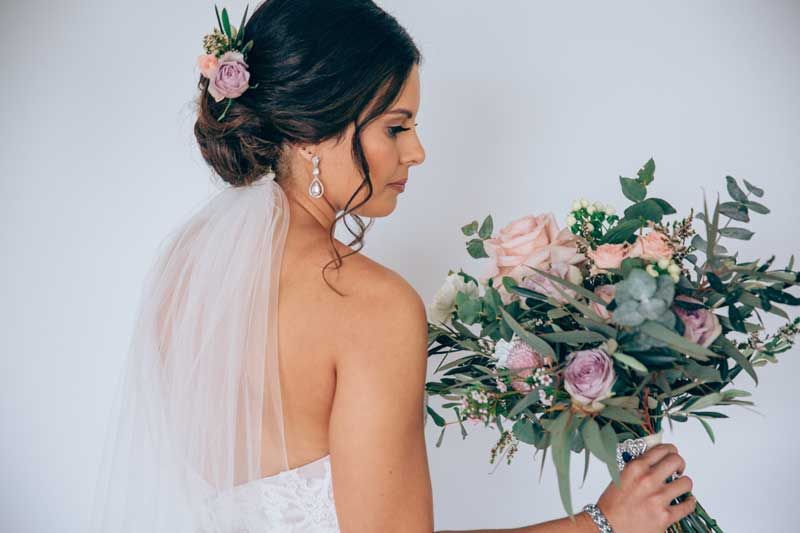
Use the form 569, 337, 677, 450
208, 51, 251, 102
589, 284, 616, 321
483, 213, 585, 304
563, 349, 616, 412
197, 53, 219, 79
673, 295, 722, 348
587, 243, 629, 275
628, 231, 674, 263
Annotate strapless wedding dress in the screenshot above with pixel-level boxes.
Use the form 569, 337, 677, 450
196, 453, 340, 532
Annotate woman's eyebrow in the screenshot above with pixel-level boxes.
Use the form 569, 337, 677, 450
385, 108, 413, 118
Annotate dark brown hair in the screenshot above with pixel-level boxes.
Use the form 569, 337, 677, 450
194, 0, 422, 295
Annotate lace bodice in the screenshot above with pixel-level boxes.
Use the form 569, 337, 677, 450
196, 454, 339, 533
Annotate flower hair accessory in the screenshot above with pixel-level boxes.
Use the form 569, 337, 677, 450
197, 4, 258, 121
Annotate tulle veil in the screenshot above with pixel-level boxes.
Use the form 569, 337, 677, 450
88, 173, 291, 532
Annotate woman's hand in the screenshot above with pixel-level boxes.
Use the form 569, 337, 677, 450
595, 443, 696, 533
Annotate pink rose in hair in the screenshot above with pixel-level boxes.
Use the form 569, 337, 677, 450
207, 51, 251, 102
197, 53, 219, 79
673, 295, 722, 348
628, 231, 674, 263
563, 348, 616, 412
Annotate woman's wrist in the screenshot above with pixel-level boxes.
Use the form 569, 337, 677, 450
581, 503, 614, 533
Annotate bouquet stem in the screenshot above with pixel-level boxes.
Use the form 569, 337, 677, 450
665, 495, 723, 532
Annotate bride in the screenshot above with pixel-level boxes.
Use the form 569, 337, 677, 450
89, 1, 697, 532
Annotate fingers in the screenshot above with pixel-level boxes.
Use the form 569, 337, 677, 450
651, 452, 686, 484
660, 475, 693, 502
667, 495, 697, 525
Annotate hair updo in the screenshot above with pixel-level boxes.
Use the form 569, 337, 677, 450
194, 0, 422, 295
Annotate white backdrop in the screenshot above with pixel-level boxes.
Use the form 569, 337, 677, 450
1, 1, 798, 532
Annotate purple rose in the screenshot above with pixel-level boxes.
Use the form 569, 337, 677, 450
673, 295, 722, 348
563, 349, 616, 412
208, 51, 251, 102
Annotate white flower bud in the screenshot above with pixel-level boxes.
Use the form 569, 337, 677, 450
587, 205, 596, 214
572, 201, 582, 211
657, 258, 670, 269
580, 199, 589, 208
566, 215, 577, 226
670, 271, 680, 283
645, 264, 659, 277
586, 223, 595, 232
668, 263, 681, 275
605, 205, 616, 215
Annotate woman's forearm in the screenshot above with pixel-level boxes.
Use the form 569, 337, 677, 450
435, 510, 597, 533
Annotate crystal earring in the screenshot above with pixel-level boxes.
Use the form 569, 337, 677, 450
308, 154, 324, 198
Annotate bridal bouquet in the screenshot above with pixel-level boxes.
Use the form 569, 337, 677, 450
424, 158, 799, 532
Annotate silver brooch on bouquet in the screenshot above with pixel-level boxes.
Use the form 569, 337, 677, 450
616, 436, 679, 482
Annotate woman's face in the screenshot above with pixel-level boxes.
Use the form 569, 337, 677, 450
309, 64, 426, 218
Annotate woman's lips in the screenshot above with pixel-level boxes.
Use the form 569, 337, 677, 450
387, 180, 407, 192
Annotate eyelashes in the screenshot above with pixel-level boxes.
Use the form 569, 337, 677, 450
387, 122, 419, 138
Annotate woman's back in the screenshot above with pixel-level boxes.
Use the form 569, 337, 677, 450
273, 194, 435, 531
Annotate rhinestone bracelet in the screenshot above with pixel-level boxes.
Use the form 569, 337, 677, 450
582, 503, 614, 533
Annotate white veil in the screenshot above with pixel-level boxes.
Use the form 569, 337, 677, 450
88, 173, 291, 532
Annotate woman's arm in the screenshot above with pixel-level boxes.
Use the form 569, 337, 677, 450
436, 511, 597, 533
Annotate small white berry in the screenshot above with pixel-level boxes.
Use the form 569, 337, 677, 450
586, 223, 595, 232
657, 258, 670, 269
645, 264, 659, 277
587, 205, 596, 214
580, 199, 589, 208
572, 200, 582, 211
605, 205, 616, 215
566, 215, 577, 226
667, 263, 681, 275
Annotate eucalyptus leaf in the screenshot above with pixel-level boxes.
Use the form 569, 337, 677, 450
743, 179, 764, 197
745, 200, 769, 214
719, 201, 750, 222
719, 227, 754, 240
726, 176, 748, 202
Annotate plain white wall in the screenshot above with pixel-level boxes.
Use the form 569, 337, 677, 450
2, 1, 798, 532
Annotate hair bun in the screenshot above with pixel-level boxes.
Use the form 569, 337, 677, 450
194, 86, 281, 187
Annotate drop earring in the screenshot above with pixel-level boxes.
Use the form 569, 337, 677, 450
308, 154, 324, 198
